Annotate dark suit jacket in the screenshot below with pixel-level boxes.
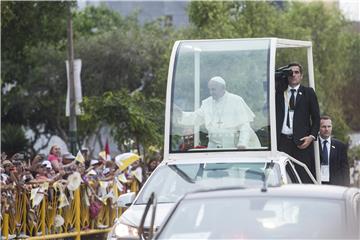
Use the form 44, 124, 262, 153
320, 138, 350, 186
276, 85, 320, 146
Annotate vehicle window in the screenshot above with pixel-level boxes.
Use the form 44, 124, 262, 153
157, 197, 350, 239
285, 162, 299, 183
135, 162, 280, 204
170, 39, 271, 153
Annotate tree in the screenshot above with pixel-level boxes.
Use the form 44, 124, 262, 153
1, 124, 29, 156
73, 4, 126, 37
341, 34, 360, 131
2, 3, 177, 155
81, 90, 164, 155
1, 2, 69, 86
188, 1, 281, 39
1, 2, 70, 154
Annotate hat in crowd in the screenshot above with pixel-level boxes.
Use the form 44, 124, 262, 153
54, 215, 65, 227
22, 174, 33, 183
1, 173, 9, 182
2, 160, 13, 166
86, 169, 97, 176
67, 172, 82, 191
90, 159, 100, 166
102, 168, 110, 176
63, 152, 76, 160
41, 160, 52, 169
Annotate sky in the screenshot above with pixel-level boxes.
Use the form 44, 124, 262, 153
339, 0, 360, 21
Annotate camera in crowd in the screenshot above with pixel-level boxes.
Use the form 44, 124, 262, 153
275, 65, 293, 92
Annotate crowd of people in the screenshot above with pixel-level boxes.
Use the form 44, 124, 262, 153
0, 145, 161, 187
0, 145, 161, 234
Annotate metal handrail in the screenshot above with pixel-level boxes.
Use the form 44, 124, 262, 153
1, 180, 140, 239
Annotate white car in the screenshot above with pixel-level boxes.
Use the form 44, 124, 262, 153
107, 153, 316, 239
153, 185, 360, 239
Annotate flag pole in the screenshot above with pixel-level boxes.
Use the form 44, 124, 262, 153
67, 3, 77, 154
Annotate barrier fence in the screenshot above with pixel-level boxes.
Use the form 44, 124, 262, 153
1, 180, 140, 240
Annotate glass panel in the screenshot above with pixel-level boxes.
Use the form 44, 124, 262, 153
171, 39, 270, 153
135, 162, 280, 204
158, 197, 350, 239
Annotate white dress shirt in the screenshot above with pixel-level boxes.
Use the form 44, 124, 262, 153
319, 136, 331, 182
281, 84, 300, 135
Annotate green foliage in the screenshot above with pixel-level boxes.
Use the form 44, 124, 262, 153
73, 4, 125, 37
1, 1, 69, 85
1, 2, 71, 153
1, 124, 29, 156
81, 90, 164, 152
188, 1, 281, 39
2, 43, 69, 152
341, 34, 360, 131
348, 145, 360, 166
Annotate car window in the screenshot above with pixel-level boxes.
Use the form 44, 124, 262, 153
157, 197, 351, 239
135, 162, 280, 204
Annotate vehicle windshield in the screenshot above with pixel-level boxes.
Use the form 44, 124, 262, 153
157, 197, 350, 239
135, 162, 281, 204
170, 39, 271, 153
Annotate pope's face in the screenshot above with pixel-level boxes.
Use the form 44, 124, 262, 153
208, 81, 225, 101
319, 119, 332, 139
288, 65, 302, 87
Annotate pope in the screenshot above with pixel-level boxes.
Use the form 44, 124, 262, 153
175, 76, 260, 149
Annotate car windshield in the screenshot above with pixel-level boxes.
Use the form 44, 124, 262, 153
135, 162, 281, 204
170, 39, 271, 152
157, 197, 349, 239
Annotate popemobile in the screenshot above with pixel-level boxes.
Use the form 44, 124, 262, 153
108, 38, 326, 239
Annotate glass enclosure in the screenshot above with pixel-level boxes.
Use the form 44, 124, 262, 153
170, 39, 271, 153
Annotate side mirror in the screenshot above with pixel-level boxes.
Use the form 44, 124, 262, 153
117, 192, 136, 208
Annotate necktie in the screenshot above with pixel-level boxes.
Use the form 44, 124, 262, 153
322, 140, 328, 165
286, 89, 296, 128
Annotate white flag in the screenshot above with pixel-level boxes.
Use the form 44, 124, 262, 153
66, 59, 83, 116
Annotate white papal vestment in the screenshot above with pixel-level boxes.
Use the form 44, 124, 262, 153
179, 92, 261, 149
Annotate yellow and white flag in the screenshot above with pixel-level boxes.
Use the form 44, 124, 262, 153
99, 151, 107, 161
117, 173, 128, 183
75, 150, 85, 163
131, 167, 143, 183
115, 152, 140, 171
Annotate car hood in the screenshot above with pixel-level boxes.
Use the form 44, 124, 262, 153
119, 203, 174, 228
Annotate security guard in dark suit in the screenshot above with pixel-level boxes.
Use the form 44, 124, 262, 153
318, 115, 350, 186
276, 63, 320, 182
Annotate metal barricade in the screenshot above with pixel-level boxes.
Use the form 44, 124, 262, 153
1, 179, 140, 240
